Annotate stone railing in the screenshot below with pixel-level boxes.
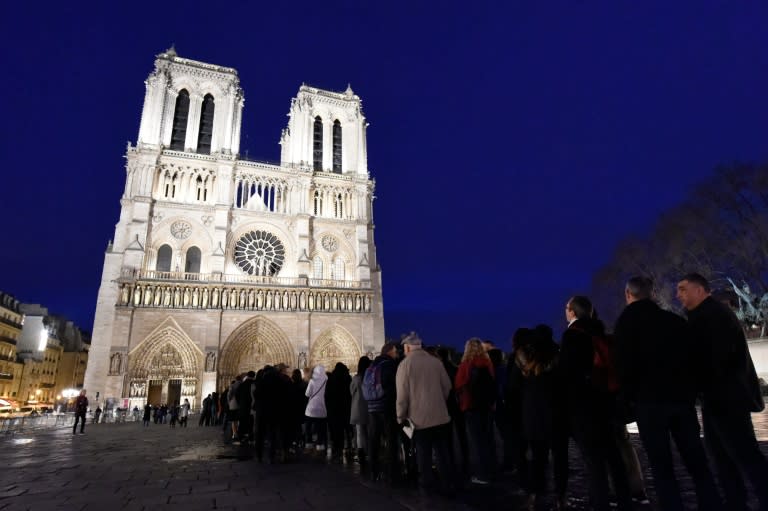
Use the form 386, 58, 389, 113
120, 269, 369, 289
116, 279, 373, 314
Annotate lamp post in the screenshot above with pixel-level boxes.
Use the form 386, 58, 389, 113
62, 388, 78, 412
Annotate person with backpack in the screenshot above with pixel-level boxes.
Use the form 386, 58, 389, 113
561, 295, 631, 511
455, 337, 496, 485
364, 342, 399, 484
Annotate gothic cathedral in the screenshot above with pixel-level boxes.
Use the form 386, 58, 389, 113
84, 49, 385, 409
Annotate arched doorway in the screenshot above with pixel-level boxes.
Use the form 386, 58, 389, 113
218, 316, 295, 389
127, 319, 202, 410
309, 326, 361, 373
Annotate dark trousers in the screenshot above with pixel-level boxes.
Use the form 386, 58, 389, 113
73, 412, 86, 433
703, 407, 768, 511
518, 437, 551, 495
237, 410, 252, 440
465, 409, 495, 480
306, 416, 327, 447
570, 410, 632, 511
328, 421, 348, 458
636, 402, 722, 511
368, 411, 400, 481
255, 416, 281, 461
413, 422, 454, 491
552, 416, 570, 497
448, 410, 470, 476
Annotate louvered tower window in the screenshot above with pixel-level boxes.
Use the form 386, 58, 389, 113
332, 120, 342, 173
170, 89, 190, 151
313, 116, 323, 171
197, 94, 215, 154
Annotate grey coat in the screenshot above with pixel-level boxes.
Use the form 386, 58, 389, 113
349, 374, 368, 425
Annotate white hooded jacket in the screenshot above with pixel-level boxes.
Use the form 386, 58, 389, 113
304, 365, 328, 418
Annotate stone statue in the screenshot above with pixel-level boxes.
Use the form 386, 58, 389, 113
110, 353, 122, 374
205, 352, 216, 372
728, 277, 767, 336
298, 352, 307, 369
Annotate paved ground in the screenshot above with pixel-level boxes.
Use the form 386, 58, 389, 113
0, 410, 766, 511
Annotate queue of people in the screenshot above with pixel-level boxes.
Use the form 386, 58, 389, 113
208, 272, 767, 511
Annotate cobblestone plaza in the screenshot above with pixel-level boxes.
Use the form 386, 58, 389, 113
1, 411, 766, 510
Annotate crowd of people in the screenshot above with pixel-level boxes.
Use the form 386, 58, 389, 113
135, 399, 191, 427
150, 273, 768, 511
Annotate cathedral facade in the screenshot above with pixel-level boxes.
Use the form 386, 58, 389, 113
84, 49, 384, 410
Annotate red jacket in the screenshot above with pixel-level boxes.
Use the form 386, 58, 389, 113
455, 356, 495, 412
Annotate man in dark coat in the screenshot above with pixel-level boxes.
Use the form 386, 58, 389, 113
325, 362, 353, 462
615, 276, 722, 511
235, 371, 255, 442
560, 296, 631, 511
677, 273, 768, 510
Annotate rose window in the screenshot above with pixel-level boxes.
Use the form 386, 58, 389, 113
234, 230, 285, 276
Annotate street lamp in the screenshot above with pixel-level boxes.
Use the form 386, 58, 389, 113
62, 388, 79, 412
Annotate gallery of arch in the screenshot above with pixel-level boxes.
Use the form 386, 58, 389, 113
84, 49, 385, 409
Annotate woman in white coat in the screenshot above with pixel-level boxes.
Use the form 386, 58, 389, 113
305, 365, 328, 452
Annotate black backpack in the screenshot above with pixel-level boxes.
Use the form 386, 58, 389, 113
469, 366, 495, 411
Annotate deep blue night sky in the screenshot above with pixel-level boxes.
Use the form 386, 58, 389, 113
2, 2, 767, 349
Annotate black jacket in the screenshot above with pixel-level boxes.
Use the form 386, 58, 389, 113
559, 318, 601, 410
325, 364, 352, 425
686, 296, 764, 414
614, 299, 697, 404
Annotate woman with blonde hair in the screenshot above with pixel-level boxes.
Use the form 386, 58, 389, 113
455, 337, 496, 485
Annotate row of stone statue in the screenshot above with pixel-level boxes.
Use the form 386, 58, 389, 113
128, 380, 197, 397
118, 283, 373, 313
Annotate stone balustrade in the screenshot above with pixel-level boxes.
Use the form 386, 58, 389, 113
116, 278, 373, 313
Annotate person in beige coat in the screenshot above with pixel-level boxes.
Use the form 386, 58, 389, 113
396, 332, 455, 494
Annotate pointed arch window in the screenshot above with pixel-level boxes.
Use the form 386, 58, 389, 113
197, 94, 215, 154
313, 256, 324, 279
334, 193, 343, 219
195, 176, 204, 201
313, 116, 323, 171
332, 258, 345, 280
157, 245, 173, 272
332, 120, 342, 173
313, 190, 323, 216
185, 246, 201, 274
170, 89, 190, 151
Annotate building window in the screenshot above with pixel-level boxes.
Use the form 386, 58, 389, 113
334, 193, 343, 219
196, 176, 204, 201
332, 258, 345, 280
313, 256, 323, 279
197, 94, 215, 154
170, 89, 190, 151
332, 120, 342, 173
156, 244, 172, 272
313, 190, 322, 216
313, 116, 323, 171
185, 246, 201, 274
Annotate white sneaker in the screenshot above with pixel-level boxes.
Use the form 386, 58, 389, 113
470, 476, 489, 485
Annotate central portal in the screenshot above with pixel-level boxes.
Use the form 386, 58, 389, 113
168, 379, 182, 406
